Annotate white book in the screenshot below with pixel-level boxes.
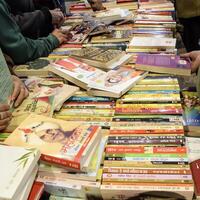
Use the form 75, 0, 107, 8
88, 67, 147, 98
129, 37, 176, 49
0, 145, 40, 200
17, 165, 38, 200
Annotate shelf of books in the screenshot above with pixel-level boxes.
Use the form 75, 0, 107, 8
1, 0, 200, 199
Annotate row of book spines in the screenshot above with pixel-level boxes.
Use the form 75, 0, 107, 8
105, 146, 187, 154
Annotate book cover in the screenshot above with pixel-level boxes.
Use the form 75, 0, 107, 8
28, 182, 44, 200
182, 91, 200, 133
50, 57, 106, 90
6, 93, 54, 132
135, 54, 191, 76
25, 77, 79, 111
128, 37, 176, 49
88, 67, 147, 98
0, 49, 13, 105
13, 58, 52, 77
0, 145, 40, 200
4, 114, 101, 172
69, 47, 129, 69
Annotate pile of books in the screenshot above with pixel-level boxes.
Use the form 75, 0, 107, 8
0, 145, 41, 200
54, 91, 115, 129
101, 75, 194, 199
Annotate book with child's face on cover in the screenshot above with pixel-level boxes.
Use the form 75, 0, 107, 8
4, 114, 101, 172
0, 49, 13, 105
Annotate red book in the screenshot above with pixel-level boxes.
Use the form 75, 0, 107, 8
28, 182, 44, 200
190, 159, 200, 198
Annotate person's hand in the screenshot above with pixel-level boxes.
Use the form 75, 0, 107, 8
52, 29, 71, 44
88, 0, 105, 11
181, 51, 200, 73
0, 104, 12, 131
11, 76, 29, 108
50, 9, 65, 28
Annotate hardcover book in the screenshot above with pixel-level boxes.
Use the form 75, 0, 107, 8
0, 145, 40, 200
135, 54, 191, 76
4, 114, 101, 172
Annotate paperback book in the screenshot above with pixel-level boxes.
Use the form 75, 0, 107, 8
4, 114, 101, 172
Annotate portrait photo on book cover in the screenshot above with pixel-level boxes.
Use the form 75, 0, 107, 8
18, 120, 84, 154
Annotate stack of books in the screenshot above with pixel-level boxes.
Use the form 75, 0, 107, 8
101, 75, 194, 199
54, 91, 115, 129
0, 145, 40, 200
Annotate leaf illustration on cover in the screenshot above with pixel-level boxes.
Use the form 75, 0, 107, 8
15, 148, 37, 168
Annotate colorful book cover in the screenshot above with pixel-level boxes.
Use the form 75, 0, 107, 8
51, 57, 106, 89
135, 54, 191, 76
88, 67, 147, 94
5, 114, 101, 171
6, 93, 54, 132
182, 91, 200, 130
28, 182, 44, 200
0, 145, 40, 200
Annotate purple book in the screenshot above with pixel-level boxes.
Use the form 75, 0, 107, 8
135, 54, 191, 76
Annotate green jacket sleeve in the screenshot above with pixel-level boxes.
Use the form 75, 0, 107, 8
0, 0, 59, 64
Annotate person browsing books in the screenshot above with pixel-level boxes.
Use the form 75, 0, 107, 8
0, 0, 70, 64
5, 0, 65, 39
182, 51, 200, 98
0, 75, 29, 131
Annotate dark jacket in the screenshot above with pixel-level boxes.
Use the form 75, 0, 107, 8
5, 0, 54, 38
0, 0, 59, 64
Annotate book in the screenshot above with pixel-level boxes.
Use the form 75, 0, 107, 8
135, 54, 191, 76
87, 67, 147, 98
90, 30, 135, 43
25, 77, 79, 111
50, 57, 106, 90
100, 183, 194, 200
182, 91, 200, 135
4, 114, 101, 172
190, 159, 200, 199
0, 48, 13, 105
0, 145, 40, 200
69, 47, 131, 70
128, 37, 176, 49
17, 166, 38, 200
5, 92, 55, 132
13, 58, 52, 77
66, 22, 95, 44
28, 182, 44, 200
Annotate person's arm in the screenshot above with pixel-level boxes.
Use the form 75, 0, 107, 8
0, 0, 59, 64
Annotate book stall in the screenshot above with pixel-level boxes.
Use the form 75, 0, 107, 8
0, 0, 200, 200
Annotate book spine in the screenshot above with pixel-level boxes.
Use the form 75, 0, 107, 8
109, 129, 183, 134
102, 173, 192, 181
107, 139, 184, 145
102, 167, 191, 175
40, 154, 81, 171
103, 160, 189, 167
105, 146, 187, 154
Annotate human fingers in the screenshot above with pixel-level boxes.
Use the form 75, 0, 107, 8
14, 86, 26, 108
0, 104, 10, 112
0, 111, 12, 120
